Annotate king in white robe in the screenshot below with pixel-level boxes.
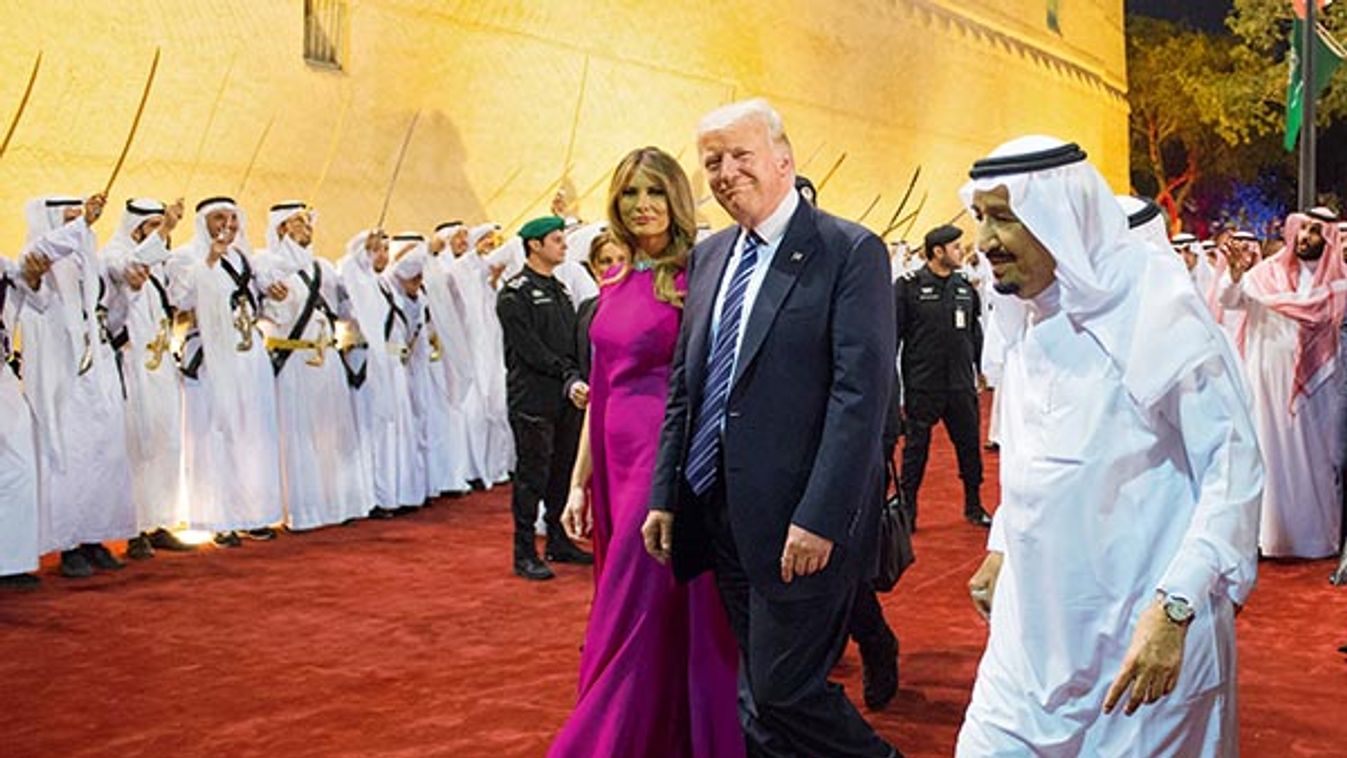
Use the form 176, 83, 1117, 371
956, 138, 1262, 757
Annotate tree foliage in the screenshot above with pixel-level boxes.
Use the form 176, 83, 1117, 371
1128, 2, 1347, 231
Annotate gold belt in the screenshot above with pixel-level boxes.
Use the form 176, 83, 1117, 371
265, 335, 334, 367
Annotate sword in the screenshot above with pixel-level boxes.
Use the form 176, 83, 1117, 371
375, 110, 422, 232
856, 194, 882, 225
815, 152, 848, 193
104, 47, 162, 197
0, 51, 41, 163
882, 166, 922, 238
182, 52, 237, 197
236, 113, 276, 198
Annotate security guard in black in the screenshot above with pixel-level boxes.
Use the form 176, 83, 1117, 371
496, 215, 592, 581
894, 224, 989, 528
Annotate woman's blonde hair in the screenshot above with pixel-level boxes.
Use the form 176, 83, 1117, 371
606, 147, 695, 307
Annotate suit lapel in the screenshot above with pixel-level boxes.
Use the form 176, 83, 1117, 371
686, 232, 735, 409
732, 203, 818, 389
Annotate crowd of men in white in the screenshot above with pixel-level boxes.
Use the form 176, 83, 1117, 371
0, 191, 610, 585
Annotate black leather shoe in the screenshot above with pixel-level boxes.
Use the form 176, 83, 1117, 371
965, 509, 993, 528
60, 549, 94, 578
514, 554, 555, 581
983, 441, 1000, 452
369, 507, 396, 519
213, 531, 243, 548
1339, 643, 1347, 654
244, 527, 277, 541
0, 573, 41, 590
148, 528, 196, 552
126, 534, 155, 561
861, 633, 899, 710
82, 543, 126, 571
394, 505, 419, 516
545, 536, 594, 565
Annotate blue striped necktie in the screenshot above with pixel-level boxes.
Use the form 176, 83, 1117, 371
685, 230, 764, 496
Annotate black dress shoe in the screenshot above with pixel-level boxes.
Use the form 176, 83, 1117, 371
126, 534, 155, 561
244, 527, 277, 541
394, 505, 419, 516
60, 549, 94, 578
213, 531, 243, 548
468, 478, 487, 492
1339, 643, 1347, 654
82, 543, 126, 571
514, 554, 555, 581
0, 573, 41, 590
149, 528, 196, 551
983, 441, 1000, 452
369, 507, 396, 519
545, 536, 594, 565
860, 633, 899, 710
965, 509, 993, 528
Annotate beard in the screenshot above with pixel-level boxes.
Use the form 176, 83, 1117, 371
992, 280, 1021, 295
1296, 240, 1325, 261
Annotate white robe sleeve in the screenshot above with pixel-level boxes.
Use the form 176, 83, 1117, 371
26, 218, 94, 263
1153, 355, 1263, 609
1216, 272, 1249, 311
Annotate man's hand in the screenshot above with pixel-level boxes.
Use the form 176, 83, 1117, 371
83, 192, 106, 225
780, 524, 833, 582
267, 281, 290, 301
1103, 599, 1188, 716
21, 253, 51, 290
160, 198, 184, 239
977, 373, 989, 393
1227, 244, 1252, 284
641, 510, 675, 564
561, 486, 591, 541
968, 551, 1004, 620
124, 262, 151, 292
568, 380, 590, 409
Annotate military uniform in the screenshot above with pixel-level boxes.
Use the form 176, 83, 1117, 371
496, 263, 587, 577
894, 265, 984, 524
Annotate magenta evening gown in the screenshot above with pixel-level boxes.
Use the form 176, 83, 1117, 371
547, 268, 743, 758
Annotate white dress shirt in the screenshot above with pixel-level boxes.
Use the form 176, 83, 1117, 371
709, 188, 801, 376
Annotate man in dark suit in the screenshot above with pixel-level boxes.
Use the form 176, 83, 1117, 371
642, 99, 900, 758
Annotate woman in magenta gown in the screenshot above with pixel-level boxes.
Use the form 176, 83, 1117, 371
549, 148, 743, 758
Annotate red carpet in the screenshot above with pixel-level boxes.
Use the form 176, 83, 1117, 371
3, 394, 1347, 757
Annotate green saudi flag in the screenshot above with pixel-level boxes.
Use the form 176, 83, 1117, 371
1285, 18, 1346, 152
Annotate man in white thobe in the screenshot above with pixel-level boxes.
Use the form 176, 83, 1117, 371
0, 253, 49, 588
20, 193, 136, 577
446, 223, 514, 484
338, 229, 425, 514
167, 197, 284, 546
102, 198, 193, 559
957, 137, 1263, 757
255, 202, 373, 530
1219, 208, 1346, 559
386, 241, 436, 504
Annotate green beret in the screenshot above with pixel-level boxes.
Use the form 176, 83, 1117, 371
519, 215, 565, 241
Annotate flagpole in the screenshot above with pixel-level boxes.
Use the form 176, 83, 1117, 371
1299, 0, 1317, 210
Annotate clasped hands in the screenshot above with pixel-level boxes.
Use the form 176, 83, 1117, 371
638, 510, 833, 583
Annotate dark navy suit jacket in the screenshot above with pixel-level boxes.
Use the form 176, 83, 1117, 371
649, 196, 897, 600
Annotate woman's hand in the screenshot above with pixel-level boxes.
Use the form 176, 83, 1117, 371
561, 485, 591, 541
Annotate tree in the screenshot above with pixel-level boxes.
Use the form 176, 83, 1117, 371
1127, 17, 1269, 232
1129, 2, 1347, 231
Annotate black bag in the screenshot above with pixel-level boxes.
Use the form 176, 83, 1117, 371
873, 459, 915, 592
